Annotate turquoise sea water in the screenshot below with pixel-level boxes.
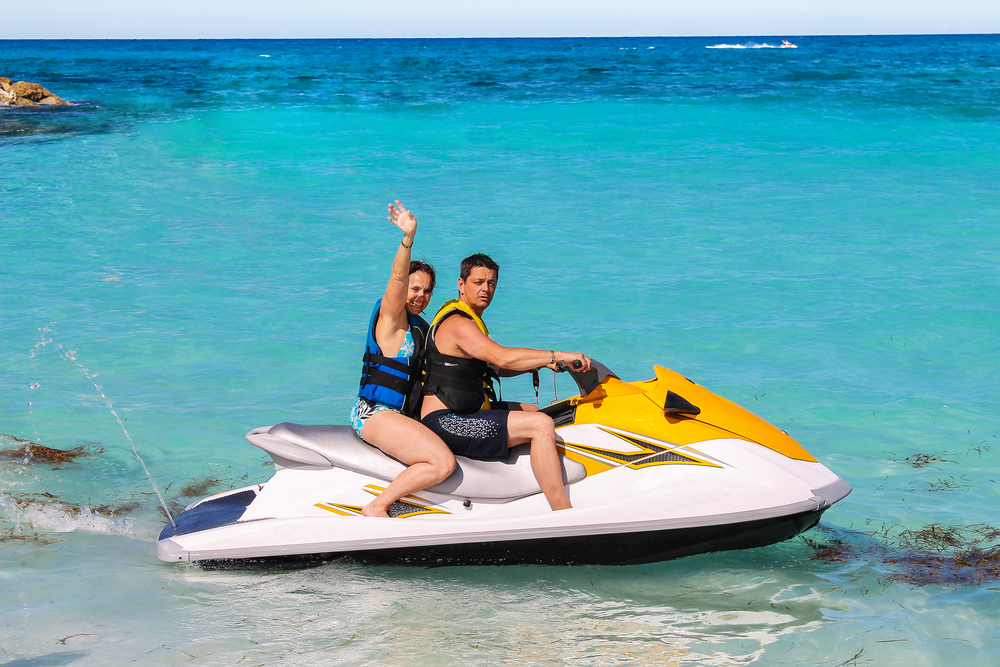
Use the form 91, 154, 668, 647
2, 35, 999, 665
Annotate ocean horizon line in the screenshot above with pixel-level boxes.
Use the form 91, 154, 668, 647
1, 32, 997, 42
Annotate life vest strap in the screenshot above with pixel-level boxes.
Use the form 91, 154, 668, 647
360, 366, 412, 395
424, 369, 484, 393
362, 351, 411, 376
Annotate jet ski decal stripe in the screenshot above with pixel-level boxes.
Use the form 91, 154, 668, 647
315, 503, 361, 516
556, 445, 617, 476
363, 486, 450, 518
314, 490, 451, 519
601, 429, 720, 469
605, 430, 722, 469
629, 450, 711, 467
559, 428, 721, 472
570, 442, 668, 463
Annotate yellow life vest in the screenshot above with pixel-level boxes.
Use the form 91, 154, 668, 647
430, 299, 490, 338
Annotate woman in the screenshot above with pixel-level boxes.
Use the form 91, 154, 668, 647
350, 200, 456, 517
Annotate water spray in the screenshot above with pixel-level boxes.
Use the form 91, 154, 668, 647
31, 324, 176, 527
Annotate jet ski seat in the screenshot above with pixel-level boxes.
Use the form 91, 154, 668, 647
247, 422, 587, 503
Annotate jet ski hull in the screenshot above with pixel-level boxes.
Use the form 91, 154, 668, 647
185, 507, 827, 570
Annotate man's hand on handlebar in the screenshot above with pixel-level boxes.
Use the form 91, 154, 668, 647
551, 352, 591, 373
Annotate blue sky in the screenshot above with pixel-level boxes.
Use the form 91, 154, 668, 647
5, 0, 998, 38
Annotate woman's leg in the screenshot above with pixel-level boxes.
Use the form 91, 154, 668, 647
359, 411, 457, 518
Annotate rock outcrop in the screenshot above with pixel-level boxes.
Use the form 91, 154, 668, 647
1, 77, 70, 106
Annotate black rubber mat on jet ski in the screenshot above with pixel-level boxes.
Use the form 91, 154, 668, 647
158, 489, 257, 540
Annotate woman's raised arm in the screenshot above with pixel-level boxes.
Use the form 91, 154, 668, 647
376, 200, 418, 342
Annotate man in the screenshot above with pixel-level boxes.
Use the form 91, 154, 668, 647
419, 253, 591, 511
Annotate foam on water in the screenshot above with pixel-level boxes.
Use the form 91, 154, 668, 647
706, 43, 788, 49
1, 493, 135, 537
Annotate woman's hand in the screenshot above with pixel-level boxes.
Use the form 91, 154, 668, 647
388, 200, 417, 243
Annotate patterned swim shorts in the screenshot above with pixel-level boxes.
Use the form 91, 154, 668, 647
420, 409, 510, 460
350, 397, 401, 437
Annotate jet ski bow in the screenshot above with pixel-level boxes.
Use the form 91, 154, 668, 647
157, 361, 850, 567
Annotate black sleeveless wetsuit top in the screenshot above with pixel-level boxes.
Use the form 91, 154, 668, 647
422, 311, 493, 415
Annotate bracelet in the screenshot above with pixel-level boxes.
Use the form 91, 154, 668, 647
401, 239, 413, 248
550, 351, 556, 365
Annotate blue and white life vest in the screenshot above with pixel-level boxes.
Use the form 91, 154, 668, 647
358, 299, 429, 414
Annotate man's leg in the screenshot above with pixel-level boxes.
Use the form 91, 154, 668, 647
506, 411, 571, 511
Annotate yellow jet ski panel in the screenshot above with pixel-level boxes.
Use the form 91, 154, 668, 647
570, 366, 816, 463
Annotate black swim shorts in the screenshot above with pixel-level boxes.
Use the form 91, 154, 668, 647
421, 409, 511, 460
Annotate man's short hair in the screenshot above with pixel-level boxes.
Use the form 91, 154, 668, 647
460, 253, 499, 281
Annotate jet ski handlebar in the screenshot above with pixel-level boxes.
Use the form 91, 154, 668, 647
556, 358, 619, 397
554, 360, 584, 372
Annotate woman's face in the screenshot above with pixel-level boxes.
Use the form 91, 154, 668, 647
406, 271, 434, 315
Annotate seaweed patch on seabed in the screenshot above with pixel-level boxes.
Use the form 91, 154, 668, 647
892, 452, 957, 468
804, 439, 1000, 586
888, 438, 993, 469
167, 466, 261, 499
0, 103, 115, 144
0, 531, 57, 545
178, 477, 225, 498
0, 433, 105, 466
803, 523, 1000, 586
162, 470, 259, 516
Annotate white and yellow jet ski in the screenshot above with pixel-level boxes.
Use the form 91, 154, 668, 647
157, 361, 850, 567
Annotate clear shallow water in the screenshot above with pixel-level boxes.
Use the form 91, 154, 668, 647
2, 35, 999, 665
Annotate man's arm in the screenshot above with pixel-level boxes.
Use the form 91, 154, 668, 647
442, 316, 591, 373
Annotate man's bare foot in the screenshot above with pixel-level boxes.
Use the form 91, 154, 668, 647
361, 501, 390, 518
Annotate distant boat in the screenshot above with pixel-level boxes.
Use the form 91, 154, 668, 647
781, 40, 798, 49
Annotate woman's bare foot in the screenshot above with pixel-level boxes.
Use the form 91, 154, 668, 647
361, 500, 391, 518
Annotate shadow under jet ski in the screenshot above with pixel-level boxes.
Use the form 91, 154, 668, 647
158, 361, 850, 568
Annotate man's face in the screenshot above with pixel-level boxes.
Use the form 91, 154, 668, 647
458, 266, 498, 311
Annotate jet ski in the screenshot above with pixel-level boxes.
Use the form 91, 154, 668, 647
157, 361, 850, 567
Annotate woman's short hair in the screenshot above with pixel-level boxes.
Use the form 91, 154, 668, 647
409, 260, 436, 291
